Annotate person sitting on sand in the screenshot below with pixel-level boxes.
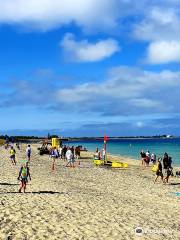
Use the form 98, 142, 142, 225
65, 147, 73, 167
163, 166, 173, 184
18, 162, 31, 193
10, 146, 16, 165
154, 158, 163, 183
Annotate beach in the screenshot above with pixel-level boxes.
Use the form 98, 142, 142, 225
0, 144, 179, 240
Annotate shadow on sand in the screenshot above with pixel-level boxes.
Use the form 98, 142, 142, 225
0, 191, 68, 195
0, 182, 19, 186
169, 183, 180, 186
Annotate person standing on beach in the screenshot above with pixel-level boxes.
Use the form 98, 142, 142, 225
163, 152, 170, 175
145, 150, 150, 166
18, 162, 31, 193
26, 145, 31, 162
154, 158, 163, 183
75, 146, 81, 160
94, 148, 100, 160
50, 147, 58, 171
10, 146, 16, 165
62, 145, 67, 159
151, 153, 156, 164
66, 147, 73, 167
59, 146, 62, 159
140, 149, 146, 165
102, 148, 106, 161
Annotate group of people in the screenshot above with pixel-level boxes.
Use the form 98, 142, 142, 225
4, 143, 32, 193
140, 149, 157, 166
9, 144, 31, 165
94, 147, 106, 161
5, 142, 83, 193
50, 145, 81, 170
140, 149, 173, 183
155, 152, 173, 184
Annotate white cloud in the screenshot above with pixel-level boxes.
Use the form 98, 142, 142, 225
56, 66, 180, 115
0, 0, 161, 32
133, 6, 180, 64
60, 33, 120, 62
134, 7, 180, 42
147, 40, 180, 64
0, 0, 125, 31
130, 98, 162, 108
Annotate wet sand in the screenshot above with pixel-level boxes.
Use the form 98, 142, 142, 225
0, 144, 179, 240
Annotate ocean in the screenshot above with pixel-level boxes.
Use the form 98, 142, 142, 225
67, 138, 180, 166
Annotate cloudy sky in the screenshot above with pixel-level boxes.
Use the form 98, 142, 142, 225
0, 0, 180, 136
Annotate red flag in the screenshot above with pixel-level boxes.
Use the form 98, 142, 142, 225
104, 135, 108, 142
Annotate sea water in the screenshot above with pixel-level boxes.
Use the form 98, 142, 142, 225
67, 138, 180, 166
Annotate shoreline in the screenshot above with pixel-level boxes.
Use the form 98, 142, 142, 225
84, 150, 180, 168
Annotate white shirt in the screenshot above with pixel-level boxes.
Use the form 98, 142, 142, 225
26, 147, 31, 155
146, 151, 150, 157
66, 149, 73, 160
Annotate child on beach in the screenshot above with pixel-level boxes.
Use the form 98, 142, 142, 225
154, 158, 163, 183
18, 162, 31, 193
10, 146, 16, 165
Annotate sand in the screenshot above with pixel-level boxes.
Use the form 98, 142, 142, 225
0, 144, 179, 240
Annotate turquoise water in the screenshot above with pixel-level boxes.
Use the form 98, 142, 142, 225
67, 138, 180, 166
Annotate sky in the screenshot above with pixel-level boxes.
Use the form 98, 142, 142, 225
0, 0, 180, 137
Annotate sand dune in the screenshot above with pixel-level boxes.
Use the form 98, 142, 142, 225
0, 144, 179, 240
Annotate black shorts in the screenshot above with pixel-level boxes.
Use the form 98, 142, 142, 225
156, 170, 163, 176
21, 178, 28, 183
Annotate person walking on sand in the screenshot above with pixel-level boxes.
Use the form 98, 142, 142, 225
18, 162, 31, 193
10, 146, 16, 165
66, 147, 73, 167
163, 152, 169, 172
154, 158, 163, 183
163, 166, 173, 184
26, 145, 31, 162
50, 147, 58, 171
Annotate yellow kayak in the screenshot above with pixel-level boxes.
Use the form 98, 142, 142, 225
112, 161, 128, 168
93, 160, 104, 166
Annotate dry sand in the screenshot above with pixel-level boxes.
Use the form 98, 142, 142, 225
0, 144, 179, 240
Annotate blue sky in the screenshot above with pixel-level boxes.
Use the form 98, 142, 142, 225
0, 0, 180, 137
